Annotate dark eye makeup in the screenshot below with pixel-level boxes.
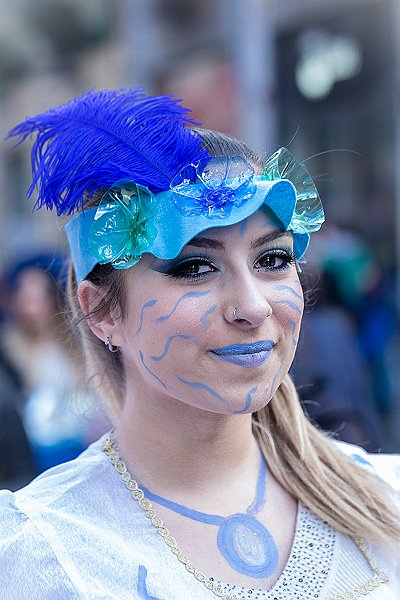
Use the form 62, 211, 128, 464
254, 247, 296, 273
151, 245, 296, 282
163, 256, 217, 281
150, 254, 215, 279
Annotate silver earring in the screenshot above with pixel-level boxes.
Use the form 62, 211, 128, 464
105, 335, 118, 353
233, 307, 238, 319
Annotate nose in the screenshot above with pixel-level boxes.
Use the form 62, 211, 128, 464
224, 269, 272, 329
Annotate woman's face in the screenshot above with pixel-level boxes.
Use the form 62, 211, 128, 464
114, 208, 304, 414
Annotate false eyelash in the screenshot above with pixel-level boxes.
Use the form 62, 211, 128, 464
254, 247, 297, 272
166, 256, 217, 280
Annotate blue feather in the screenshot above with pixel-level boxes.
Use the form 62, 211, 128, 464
8, 88, 209, 215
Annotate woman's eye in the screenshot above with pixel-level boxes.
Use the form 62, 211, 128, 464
254, 250, 295, 272
168, 259, 216, 280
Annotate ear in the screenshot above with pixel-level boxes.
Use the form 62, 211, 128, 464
77, 280, 123, 346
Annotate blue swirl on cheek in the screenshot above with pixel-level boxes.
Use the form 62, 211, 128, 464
233, 386, 258, 413
140, 351, 168, 389
288, 319, 298, 345
150, 334, 194, 362
199, 304, 217, 333
136, 299, 158, 335
149, 303, 216, 364
273, 299, 302, 315
269, 359, 284, 399
176, 375, 228, 404
137, 565, 161, 600
154, 291, 210, 322
273, 284, 303, 301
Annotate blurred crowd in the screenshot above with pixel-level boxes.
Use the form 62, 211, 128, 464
292, 225, 397, 452
0, 226, 397, 491
0, 253, 111, 491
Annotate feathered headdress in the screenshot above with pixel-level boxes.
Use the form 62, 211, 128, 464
8, 87, 323, 283
8, 88, 209, 215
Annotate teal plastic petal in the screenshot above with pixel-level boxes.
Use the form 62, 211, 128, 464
89, 180, 158, 269
262, 148, 324, 234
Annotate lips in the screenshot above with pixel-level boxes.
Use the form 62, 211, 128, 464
210, 340, 274, 368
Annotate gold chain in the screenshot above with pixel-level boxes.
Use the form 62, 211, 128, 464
103, 436, 238, 599
103, 436, 389, 600
327, 539, 390, 600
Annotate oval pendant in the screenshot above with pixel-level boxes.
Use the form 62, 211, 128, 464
217, 514, 279, 578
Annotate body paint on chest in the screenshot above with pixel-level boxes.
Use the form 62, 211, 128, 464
138, 565, 162, 600
138, 456, 279, 579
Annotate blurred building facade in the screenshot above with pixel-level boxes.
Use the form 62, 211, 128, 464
0, 0, 399, 449
1, 0, 399, 281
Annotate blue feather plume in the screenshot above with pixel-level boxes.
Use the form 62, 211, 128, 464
8, 88, 209, 215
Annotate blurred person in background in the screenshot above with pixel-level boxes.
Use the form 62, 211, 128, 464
0, 89, 398, 599
0, 345, 37, 490
292, 266, 384, 451
1, 255, 90, 472
292, 226, 396, 452
321, 228, 397, 416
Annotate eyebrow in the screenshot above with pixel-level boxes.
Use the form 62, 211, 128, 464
187, 231, 291, 251
250, 231, 292, 249
186, 237, 225, 250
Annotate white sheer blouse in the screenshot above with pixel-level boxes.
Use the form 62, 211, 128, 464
0, 436, 399, 599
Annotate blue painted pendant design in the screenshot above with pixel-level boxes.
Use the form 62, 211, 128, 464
217, 513, 279, 578
136, 450, 279, 579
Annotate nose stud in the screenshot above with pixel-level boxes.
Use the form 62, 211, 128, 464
232, 303, 272, 323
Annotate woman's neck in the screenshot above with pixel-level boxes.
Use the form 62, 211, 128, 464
115, 390, 260, 502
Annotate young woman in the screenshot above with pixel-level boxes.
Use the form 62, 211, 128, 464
0, 89, 399, 599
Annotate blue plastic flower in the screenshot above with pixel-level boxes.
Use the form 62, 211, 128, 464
89, 180, 158, 269
170, 156, 257, 219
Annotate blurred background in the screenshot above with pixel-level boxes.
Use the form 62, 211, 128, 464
0, 0, 399, 488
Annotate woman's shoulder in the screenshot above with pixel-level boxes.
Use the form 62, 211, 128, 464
9, 434, 109, 501
0, 434, 113, 524
334, 439, 400, 491
0, 489, 80, 599
0, 433, 143, 598
0, 439, 205, 600
0, 435, 108, 543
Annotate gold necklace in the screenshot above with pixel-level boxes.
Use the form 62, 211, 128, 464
103, 435, 390, 600
103, 435, 237, 599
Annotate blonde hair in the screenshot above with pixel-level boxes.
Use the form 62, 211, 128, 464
67, 128, 400, 550
253, 376, 400, 548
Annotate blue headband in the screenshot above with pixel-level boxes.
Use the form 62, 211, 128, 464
7, 89, 324, 281
65, 151, 324, 283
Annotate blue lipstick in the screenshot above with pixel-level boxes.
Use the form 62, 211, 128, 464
210, 340, 274, 368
